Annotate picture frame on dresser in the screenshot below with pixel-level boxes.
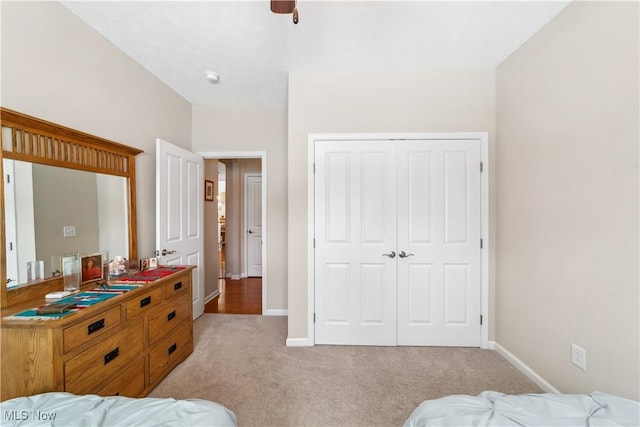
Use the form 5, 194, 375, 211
54, 251, 80, 293
81, 253, 103, 283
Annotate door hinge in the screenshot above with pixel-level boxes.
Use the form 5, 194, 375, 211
313, 238, 316, 248
6, 174, 10, 184
480, 238, 483, 249
313, 163, 316, 173
480, 314, 483, 325
313, 313, 316, 323
480, 162, 484, 173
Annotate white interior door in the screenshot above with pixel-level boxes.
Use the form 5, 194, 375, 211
3, 159, 36, 286
314, 141, 398, 345
396, 140, 481, 346
314, 138, 482, 347
156, 139, 205, 319
3, 159, 19, 286
245, 174, 262, 277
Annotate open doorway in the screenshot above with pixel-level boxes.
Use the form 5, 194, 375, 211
217, 161, 226, 279
202, 154, 265, 314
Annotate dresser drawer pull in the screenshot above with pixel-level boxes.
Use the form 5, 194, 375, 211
104, 347, 120, 365
87, 318, 105, 335
140, 296, 152, 307
174, 282, 183, 291
168, 343, 177, 355
167, 310, 176, 321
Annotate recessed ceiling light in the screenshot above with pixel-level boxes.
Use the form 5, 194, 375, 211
205, 71, 220, 83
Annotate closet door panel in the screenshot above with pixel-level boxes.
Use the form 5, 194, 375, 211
397, 140, 481, 346
315, 141, 397, 346
406, 151, 433, 244
407, 263, 434, 324
444, 151, 470, 244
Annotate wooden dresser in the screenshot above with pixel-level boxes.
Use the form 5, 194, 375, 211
0, 266, 194, 401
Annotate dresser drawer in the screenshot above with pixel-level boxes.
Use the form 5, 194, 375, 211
125, 287, 163, 319
164, 275, 189, 300
95, 357, 145, 397
148, 292, 191, 345
148, 320, 192, 384
65, 319, 143, 394
63, 306, 122, 353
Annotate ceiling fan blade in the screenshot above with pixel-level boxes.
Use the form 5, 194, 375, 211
271, 0, 296, 14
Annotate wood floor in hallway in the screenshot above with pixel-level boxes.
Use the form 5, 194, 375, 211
205, 277, 262, 314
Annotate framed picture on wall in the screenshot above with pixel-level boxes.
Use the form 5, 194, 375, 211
205, 180, 214, 201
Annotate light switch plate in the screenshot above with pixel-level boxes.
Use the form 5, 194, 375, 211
63, 225, 76, 237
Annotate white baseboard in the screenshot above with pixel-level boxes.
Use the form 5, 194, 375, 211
493, 342, 560, 394
286, 337, 314, 347
263, 309, 288, 316
204, 289, 220, 305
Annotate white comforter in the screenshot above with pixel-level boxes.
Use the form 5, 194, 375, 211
0, 392, 237, 427
404, 391, 640, 427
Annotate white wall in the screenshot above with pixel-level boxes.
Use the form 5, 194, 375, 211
1, 1, 192, 260
496, 1, 639, 399
192, 105, 288, 311
288, 70, 496, 340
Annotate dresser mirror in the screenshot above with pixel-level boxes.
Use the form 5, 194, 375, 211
0, 108, 142, 307
4, 161, 129, 285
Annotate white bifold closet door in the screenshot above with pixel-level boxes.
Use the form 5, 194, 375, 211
314, 139, 481, 346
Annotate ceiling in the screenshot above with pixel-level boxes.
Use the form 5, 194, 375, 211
61, 1, 571, 107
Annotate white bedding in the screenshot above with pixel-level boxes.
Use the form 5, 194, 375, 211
404, 391, 640, 427
0, 392, 237, 427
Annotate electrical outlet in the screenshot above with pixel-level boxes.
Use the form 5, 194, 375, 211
571, 343, 586, 370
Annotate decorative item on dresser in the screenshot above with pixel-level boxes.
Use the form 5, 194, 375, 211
0, 266, 195, 400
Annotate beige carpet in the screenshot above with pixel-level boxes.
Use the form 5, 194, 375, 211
148, 314, 542, 427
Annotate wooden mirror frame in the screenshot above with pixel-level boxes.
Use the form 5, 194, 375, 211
0, 108, 142, 308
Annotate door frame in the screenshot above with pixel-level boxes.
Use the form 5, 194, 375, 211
307, 133, 490, 348
198, 151, 269, 316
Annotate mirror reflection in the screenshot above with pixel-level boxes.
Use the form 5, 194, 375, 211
4, 160, 129, 287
